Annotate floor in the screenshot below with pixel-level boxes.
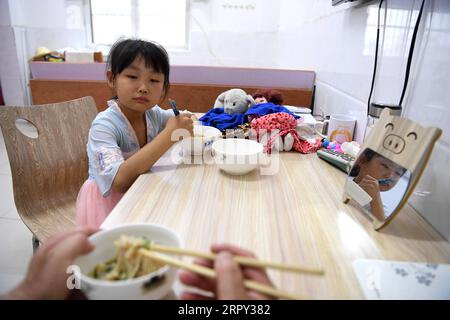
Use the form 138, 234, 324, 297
0, 129, 33, 296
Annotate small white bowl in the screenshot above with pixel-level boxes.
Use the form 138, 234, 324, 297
180, 124, 222, 156
212, 138, 263, 175
74, 223, 182, 300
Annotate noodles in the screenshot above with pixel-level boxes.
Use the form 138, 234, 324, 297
90, 235, 165, 281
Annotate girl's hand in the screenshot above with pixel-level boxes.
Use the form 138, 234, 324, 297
358, 174, 381, 201
359, 175, 385, 220
165, 115, 194, 138
179, 243, 274, 300
180, 110, 194, 118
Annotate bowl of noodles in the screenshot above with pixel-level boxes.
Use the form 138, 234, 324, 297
74, 223, 183, 300
180, 124, 222, 156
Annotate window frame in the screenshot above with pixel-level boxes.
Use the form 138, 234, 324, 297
84, 0, 190, 52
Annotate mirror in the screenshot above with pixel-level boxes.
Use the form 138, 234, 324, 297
343, 108, 442, 230
345, 148, 411, 223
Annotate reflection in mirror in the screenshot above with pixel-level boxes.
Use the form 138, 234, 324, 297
343, 108, 442, 231
346, 148, 411, 222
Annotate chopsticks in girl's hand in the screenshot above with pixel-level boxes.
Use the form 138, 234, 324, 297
139, 249, 307, 300
168, 98, 180, 116
147, 243, 324, 276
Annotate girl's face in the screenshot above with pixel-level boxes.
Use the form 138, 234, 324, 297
108, 57, 165, 112
359, 155, 404, 191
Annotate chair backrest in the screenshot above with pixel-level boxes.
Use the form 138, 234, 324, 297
0, 96, 97, 220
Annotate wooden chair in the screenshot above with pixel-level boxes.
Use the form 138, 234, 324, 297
0, 96, 97, 248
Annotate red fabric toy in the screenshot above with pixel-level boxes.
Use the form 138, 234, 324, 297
250, 112, 321, 154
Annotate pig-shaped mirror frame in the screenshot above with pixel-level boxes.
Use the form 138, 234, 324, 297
343, 108, 442, 230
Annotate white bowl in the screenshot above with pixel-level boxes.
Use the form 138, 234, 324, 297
212, 138, 263, 175
180, 125, 222, 156
74, 223, 182, 300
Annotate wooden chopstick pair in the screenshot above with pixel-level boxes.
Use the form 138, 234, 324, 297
139, 244, 325, 300
149, 243, 325, 275
140, 249, 306, 300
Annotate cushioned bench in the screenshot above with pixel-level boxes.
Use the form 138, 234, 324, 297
29, 62, 315, 113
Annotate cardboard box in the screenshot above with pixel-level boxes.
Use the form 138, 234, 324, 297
65, 51, 103, 63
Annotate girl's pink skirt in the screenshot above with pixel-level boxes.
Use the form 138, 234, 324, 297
76, 179, 123, 228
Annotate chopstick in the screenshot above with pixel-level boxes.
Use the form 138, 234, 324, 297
169, 99, 180, 116
149, 243, 324, 276
139, 249, 307, 300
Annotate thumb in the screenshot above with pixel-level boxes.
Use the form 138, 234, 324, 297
215, 252, 247, 300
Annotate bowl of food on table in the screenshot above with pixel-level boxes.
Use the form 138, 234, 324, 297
180, 124, 222, 156
74, 223, 182, 300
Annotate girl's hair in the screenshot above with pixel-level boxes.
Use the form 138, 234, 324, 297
349, 148, 406, 177
107, 38, 170, 98
349, 148, 375, 177
252, 89, 284, 105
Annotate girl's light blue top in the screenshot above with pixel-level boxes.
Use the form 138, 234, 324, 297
87, 99, 174, 196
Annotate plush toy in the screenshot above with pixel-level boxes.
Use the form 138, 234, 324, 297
260, 131, 295, 152
251, 112, 322, 154
214, 89, 255, 114
252, 89, 284, 105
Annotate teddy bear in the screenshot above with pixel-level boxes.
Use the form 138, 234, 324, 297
214, 88, 255, 114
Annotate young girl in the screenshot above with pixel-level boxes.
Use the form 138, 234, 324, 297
349, 148, 407, 220
76, 38, 193, 228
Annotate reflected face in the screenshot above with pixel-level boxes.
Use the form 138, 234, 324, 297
358, 155, 405, 191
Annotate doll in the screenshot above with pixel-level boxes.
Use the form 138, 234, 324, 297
252, 89, 284, 105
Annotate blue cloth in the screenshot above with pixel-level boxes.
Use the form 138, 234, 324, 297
199, 102, 299, 131
245, 103, 300, 119
198, 108, 245, 131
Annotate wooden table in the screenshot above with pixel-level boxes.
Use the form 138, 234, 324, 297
101, 151, 450, 299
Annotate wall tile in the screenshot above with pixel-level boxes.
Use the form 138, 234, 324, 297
0, 77, 27, 105
314, 81, 368, 144
409, 142, 450, 241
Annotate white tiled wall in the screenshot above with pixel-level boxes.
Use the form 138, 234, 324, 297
401, 0, 450, 241
281, 0, 450, 240
0, 25, 26, 105
0, 0, 11, 26
181, 0, 450, 240
0, 0, 449, 242
0, 0, 86, 105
